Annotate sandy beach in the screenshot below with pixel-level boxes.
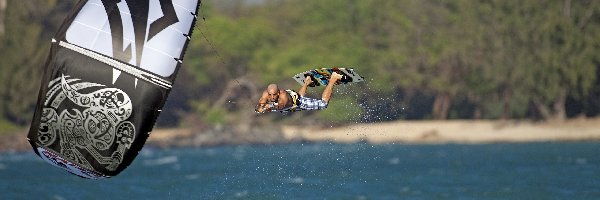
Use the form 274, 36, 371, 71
146, 117, 600, 147
279, 118, 600, 144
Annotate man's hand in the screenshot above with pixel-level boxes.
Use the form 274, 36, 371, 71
256, 103, 272, 113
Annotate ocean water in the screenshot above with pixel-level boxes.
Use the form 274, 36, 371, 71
1, 142, 599, 199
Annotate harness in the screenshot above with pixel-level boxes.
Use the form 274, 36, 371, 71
279, 89, 300, 112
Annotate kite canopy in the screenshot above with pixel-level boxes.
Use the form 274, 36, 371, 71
28, 0, 201, 179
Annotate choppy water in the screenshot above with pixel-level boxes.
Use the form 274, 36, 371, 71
1, 142, 599, 199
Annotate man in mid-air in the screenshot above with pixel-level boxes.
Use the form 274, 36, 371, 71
255, 72, 343, 113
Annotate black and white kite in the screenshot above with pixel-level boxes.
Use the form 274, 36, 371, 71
28, 0, 201, 179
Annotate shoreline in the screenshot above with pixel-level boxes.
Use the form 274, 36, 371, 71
280, 118, 600, 144
3, 118, 600, 152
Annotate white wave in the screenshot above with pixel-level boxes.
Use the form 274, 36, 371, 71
143, 156, 178, 166
184, 173, 201, 180
233, 190, 248, 198
575, 158, 587, 165
52, 195, 66, 200
139, 149, 155, 157
388, 157, 400, 165
285, 177, 304, 184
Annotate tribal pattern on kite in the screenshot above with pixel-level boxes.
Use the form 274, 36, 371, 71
37, 75, 134, 176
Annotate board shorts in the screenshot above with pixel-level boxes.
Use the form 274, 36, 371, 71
298, 96, 328, 110
280, 90, 328, 112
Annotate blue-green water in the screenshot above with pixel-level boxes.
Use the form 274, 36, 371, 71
1, 142, 599, 199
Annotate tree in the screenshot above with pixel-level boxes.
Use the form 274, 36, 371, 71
0, 0, 72, 126
522, 0, 599, 121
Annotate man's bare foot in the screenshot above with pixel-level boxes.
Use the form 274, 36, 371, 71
331, 72, 343, 82
304, 76, 313, 85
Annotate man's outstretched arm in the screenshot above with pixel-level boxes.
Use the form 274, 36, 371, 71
298, 76, 312, 96
321, 72, 343, 103
255, 91, 270, 113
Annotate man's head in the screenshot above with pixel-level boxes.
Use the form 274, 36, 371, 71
266, 84, 279, 102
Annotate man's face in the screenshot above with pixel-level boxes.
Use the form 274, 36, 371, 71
267, 89, 278, 102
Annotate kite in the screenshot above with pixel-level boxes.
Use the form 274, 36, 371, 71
28, 0, 201, 179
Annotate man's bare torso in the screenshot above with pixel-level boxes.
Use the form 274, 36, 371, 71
274, 89, 293, 110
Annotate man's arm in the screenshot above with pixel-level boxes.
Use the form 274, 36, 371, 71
298, 76, 312, 96
255, 91, 270, 113
321, 72, 343, 103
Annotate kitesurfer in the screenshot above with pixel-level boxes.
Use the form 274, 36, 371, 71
255, 72, 343, 113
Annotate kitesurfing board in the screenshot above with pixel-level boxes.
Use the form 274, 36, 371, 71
292, 68, 364, 87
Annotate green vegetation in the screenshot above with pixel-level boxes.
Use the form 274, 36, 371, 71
1, 0, 599, 133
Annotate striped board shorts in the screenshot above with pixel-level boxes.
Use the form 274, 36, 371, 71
298, 96, 328, 110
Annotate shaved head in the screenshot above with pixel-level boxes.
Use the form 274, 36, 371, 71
267, 84, 278, 93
